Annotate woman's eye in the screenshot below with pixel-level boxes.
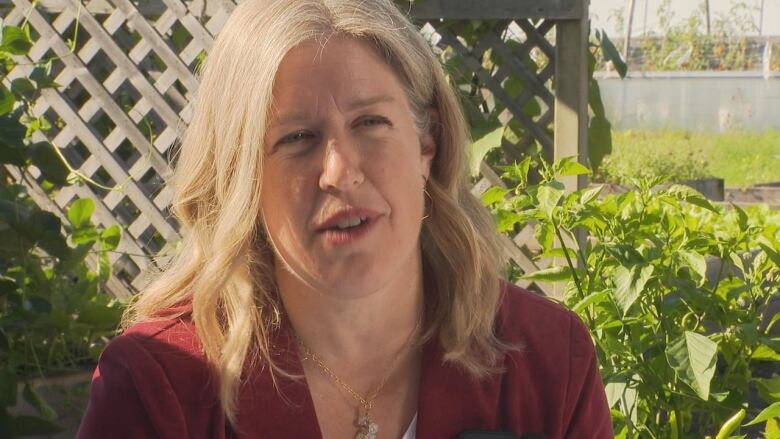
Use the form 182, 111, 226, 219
357, 116, 391, 128
278, 131, 312, 145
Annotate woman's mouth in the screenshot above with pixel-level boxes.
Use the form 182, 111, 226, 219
318, 216, 377, 245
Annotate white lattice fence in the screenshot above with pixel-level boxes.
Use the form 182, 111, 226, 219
2, 0, 589, 298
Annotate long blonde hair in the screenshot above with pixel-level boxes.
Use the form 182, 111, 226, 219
124, 0, 506, 425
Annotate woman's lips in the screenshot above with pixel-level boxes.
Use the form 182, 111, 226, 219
317, 215, 378, 245
315, 207, 381, 232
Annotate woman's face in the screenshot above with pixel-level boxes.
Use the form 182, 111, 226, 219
260, 37, 436, 298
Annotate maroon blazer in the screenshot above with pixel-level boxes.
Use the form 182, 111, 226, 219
78, 283, 613, 438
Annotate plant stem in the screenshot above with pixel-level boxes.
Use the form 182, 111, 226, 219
553, 220, 584, 296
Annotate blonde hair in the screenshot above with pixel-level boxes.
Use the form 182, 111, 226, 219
124, 0, 506, 425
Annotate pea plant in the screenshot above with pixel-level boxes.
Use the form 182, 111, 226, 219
0, 20, 124, 437
482, 156, 780, 438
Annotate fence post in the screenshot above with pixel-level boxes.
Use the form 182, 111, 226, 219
554, 6, 590, 193
553, 4, 590, 299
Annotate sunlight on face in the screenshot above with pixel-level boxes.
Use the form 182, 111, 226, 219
259, 37, 435, 298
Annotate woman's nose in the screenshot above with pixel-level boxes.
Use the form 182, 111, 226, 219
318, 137, 365, 192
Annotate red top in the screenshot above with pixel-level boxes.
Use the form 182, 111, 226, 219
77, 283, 613, 438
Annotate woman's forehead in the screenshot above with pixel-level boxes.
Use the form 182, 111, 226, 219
269, 37, 409, 119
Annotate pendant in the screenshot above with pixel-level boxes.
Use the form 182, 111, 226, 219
356, 414, 379, 439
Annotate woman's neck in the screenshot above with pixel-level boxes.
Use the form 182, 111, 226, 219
274, 257, 424, 362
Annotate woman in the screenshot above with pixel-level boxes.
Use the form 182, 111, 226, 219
78, 0, 612, 438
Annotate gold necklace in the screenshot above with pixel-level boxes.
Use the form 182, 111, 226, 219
295, 322, 420, 439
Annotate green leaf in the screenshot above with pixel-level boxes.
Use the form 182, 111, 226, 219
481, 187, 508, 206
612, 265, 654, 314
756, 376, 780, 403
29, 210, 69, 259
604, 379, 627, 408
588, 71, 607, 118
71, 226, 100, 245
494, 210, 520, 233
667, 184, 719, 213
0, 115, 27, 166
534, 222, 554, 253
607, 376, 639, 425
556, 156, 592, 177
30, 64, 60, 89
729, 252, 746, 275
469, 125, 504, 176
30, 142, 70, 186
752, 345, 780, 361
0, 84, 15, 116
598, 30, 627, 78
759, 243, 780, 269
537, 182, 564, 219
572, 290, 609, 313
767, 418, 780, 439
732, 203, 749, 231
499, 156, 532, 186
665, 331, 718, 400
67, 198, 95, 228
538, 247, 579, 262
78, 297, 123, 328
580, 184, 604, 205
97, 251, 112, 280
521, 265, 573, 282
678, 250, 707, 285
588, 116, 612, 173
100, 224, 121, 250
22, 383, 56, 420
744, 401, 780, 426
10, 77, 35, 99
56, 243, 92, 275
1, 25, 33, 55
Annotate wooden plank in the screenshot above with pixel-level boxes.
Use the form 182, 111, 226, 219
553, 18, 589, 193
62, 0, 185, 133
6, 41, 179, 270
158, 0, 215, 52
437, 30, 554, 150
515, 20, 556, 61
484, 33, 554, 103
14, 0, 173, 180
408, 0, 585, 20
30, 70, 180, 242
110, 0, 200, 92
551, 15, 589, 298
0, 0, 227, 16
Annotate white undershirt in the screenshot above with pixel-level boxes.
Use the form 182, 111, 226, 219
401, 413, 417, 439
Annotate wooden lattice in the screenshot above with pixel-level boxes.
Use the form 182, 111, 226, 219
2, 0, 589, 298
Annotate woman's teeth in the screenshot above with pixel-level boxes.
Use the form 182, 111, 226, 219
336, 216, 367, 229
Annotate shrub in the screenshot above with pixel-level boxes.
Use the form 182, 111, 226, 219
482, 156, 780, 438
0, 22, 124, 437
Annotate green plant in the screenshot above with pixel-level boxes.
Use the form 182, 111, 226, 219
595, 133, 711, 184
482, 156, 779, 438
596, 129, 780, 188
0, 20, 124, 438
605, 0, 766, 72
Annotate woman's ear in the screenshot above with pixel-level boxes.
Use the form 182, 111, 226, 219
420, 107, 439, 179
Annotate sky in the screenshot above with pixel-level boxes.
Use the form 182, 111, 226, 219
590, 0, 780, 37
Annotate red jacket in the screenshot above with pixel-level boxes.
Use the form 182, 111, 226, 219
78, 283, 613, 438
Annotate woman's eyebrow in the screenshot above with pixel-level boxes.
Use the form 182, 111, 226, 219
269, 111, 310, 128
269, 94, 396, 128
346, 94, 397, 111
